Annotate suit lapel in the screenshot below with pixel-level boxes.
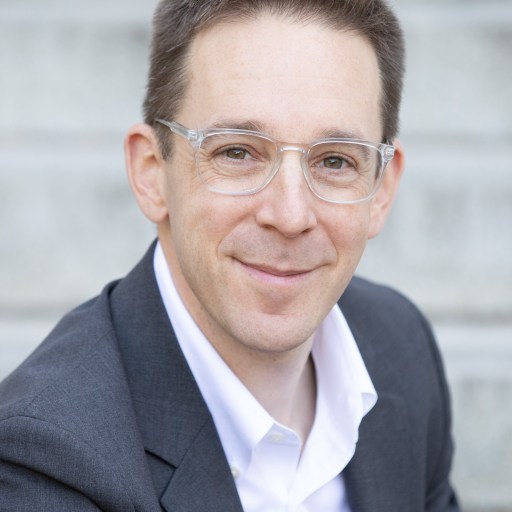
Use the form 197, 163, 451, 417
159, 418, 243, 512
109, 243, 243, 512
343, 393, 415, 511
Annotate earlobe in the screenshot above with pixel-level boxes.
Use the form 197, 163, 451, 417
368, 139, 405, 239
124, 123, 169, 224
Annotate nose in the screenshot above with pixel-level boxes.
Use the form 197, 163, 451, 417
254, 148, 318, 238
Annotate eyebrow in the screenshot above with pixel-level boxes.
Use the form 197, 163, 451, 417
319, 128, 362, 140
209, 119, 267, 132
208, 118, 364, 141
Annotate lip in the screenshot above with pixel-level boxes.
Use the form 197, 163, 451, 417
236, 259, 315, 285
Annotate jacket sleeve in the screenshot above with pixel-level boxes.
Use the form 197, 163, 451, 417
0, 415, 134, 512
425, 426, 461, 511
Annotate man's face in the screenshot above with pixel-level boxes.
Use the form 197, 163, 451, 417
150, 15, 400, 361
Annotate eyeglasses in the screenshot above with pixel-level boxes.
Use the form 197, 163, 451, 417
156, 119, 395, 204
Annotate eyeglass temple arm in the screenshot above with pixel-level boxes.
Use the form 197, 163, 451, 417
382, 144, 395, 164
155, 119, 198, 143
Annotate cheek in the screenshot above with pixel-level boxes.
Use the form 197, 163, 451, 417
165, 146, 203, 201
168, 196, 252, 322
324, 206, 372, 287
164, 153, 213, 243
168, 186, 247, 270
326, 205, 372, 253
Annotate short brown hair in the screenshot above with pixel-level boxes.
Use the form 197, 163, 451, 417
144, 0, 405, 157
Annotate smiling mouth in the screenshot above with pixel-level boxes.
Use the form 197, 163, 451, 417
248, 264, 309, 276
236, 260, 315, 283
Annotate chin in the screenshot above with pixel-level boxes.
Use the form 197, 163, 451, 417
234, 319, 317, 356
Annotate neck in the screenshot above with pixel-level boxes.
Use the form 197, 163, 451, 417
226, 339, 317, 444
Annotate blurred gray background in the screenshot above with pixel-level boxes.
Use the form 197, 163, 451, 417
1, 1, 511, 510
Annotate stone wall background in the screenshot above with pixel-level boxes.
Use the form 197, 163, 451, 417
1, 1, 511, 510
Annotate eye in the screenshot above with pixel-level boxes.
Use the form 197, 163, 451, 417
321, 156, 347, 169
315, 155, 353, 171
225, 147, 251, 160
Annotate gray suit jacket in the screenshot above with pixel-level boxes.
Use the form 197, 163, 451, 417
0, 244, 460, 511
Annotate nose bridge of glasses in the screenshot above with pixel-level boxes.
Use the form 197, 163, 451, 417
276, 144, 308, 171
278, 144, 307, 154
270, 144, 314, 197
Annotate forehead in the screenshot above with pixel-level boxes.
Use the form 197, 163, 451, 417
180, 14, 382, 140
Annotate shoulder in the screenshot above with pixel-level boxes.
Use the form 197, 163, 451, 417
0, 280, 135, 444
339, 275, 448, 408
0, 241, 158, 434
0, 279, 133, 457
340, 275, 436, 355
0, 282, 120, 417
0, 278, 159, 509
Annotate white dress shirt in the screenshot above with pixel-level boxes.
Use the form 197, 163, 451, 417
154, 242, 377, 511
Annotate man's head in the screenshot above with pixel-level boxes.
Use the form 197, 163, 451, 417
144, 0, 405, 158
125, 1, 405, 364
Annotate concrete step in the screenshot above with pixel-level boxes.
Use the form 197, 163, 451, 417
1, 0, 159, 23
436, 323, 512, 511
1, 7, 511, 138
0, 23, 150, 133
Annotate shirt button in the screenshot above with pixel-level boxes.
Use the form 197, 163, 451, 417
230, 466, 241, 480
269, 431, 286, 443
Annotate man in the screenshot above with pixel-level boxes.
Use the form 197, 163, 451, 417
0, 0, 460, 510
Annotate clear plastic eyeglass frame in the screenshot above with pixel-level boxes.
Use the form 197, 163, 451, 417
156, 119, 395, 205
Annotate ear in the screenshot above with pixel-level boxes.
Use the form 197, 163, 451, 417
368, 139, 405, 239
124, 123, 169, 224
